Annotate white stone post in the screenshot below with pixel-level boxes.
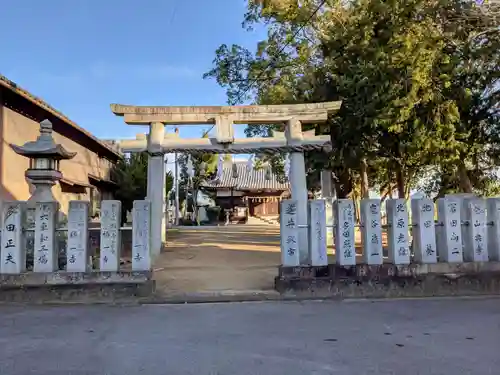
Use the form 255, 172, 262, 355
280, 199, 300, 266
436, 197, 463, 262
100, 200, 121, 271
308, 199, 328, 266
486, 198, 500, 261
386, 199, 410, 264
33, 202, 58, 272
411, 199, 437, 264
325, 197, 334, 247
132, 200, 152, 271
334, 199, 356, 266
462, 198, 488, 262
286, 119, 309, 264
66, 201, 89, 272
321, 171, 334, 247
360, 199, 383, 265
147, 122, 166, 257
1, 202, 26, 274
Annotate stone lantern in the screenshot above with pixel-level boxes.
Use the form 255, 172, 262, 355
10, 119, 76, 204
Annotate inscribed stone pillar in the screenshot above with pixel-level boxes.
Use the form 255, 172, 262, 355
280, 199, 300, 266
33, 202, 58, 272
436, 198, 463, 262
411, 199, 437, 264
66, 201, 89, 272
386, 199, 410, 264
334, 199, 356, 266
100, 200, 121, 271
462, 198, 488, 262
321, 171, 334, 247
360, 199, 383, 265
286, 119, 309, 264
132, 200, 152, 271
308, 199, 328, 266
486, 198, 500, 261
1, 202, 25, 274
147, 122, 165, 257
320, 170, 334, 198
325, 197, 334, 247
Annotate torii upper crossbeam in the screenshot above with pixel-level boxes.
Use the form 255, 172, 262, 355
110, 101, 342, 265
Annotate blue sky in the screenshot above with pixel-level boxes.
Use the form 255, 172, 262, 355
0, 0, 266, 148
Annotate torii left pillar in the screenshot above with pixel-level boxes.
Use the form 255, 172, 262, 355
147, 122, 166, 257
286, 119, 309, 264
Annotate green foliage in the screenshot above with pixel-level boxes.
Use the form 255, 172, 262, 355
204, 0, 500, 197
111, 153, 148, 223
111, 153, 174, 224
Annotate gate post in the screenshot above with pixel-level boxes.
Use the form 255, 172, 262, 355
147, 122, 165, 257
286, 119, 309, 265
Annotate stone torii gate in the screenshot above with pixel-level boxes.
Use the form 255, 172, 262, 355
111, 102, 341, 263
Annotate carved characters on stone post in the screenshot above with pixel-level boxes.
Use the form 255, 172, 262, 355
487, 198, 500, 261
132, 200, 152, 271
462, 198, 488, 262
280, 199, 300, 266
386, 199, 410, 264
334, 199, 356, 266
411, 199, 437, 264
66, 201, 89, 272
1, 202, 25, 274
360, 199, 383, 265
34, 202, 58, 272
325, 197, 334, 247
436, 198, 463, 262
308, 199, 328, 266
100, 200, 121, 271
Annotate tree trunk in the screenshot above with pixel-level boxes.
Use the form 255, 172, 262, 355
379, 182, 392, 199
360, 157, 369, 198
352, 195, 360, 224
457, 160, 473, 193
334, 169, 353, 199
380, 184, 395, 203
395, 165, 405, 199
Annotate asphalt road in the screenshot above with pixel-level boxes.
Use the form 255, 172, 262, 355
1, 298, 499, 375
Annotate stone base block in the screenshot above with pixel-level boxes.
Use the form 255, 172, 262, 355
276, 262, 500, 299
0, 271, 154, 303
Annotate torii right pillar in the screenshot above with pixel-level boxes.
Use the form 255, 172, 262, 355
286, 119, 309, 264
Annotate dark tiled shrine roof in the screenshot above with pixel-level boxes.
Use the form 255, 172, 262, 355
202, 161, 290, 191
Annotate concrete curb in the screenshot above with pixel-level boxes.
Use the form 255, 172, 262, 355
140, 291, 500, 305
146, 291, 283, 304
1, 291, 500, 306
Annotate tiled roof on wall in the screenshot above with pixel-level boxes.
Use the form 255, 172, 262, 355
202, 161, 289, 191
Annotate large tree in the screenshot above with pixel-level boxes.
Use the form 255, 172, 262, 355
111, 153, 174, 224
204, 0, 500, 198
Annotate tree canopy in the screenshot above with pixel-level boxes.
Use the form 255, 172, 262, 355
204, 0, 500, 199
111, 153, 173, 223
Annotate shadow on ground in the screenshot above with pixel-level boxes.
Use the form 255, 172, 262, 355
153, 225, 391, 297
153, 225, 282, 296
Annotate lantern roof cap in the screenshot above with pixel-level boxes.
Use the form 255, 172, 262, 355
10, 119, 76, 160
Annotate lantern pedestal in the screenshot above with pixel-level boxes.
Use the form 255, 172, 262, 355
25, 169, 63, 204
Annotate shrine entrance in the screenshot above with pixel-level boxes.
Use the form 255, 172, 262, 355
111, 102, 341, 294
